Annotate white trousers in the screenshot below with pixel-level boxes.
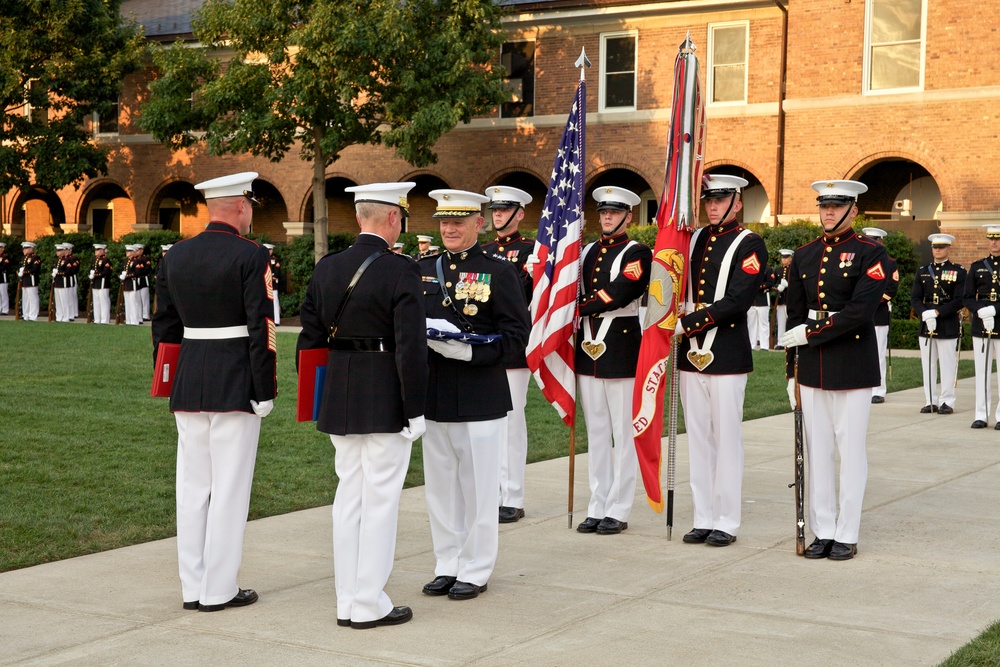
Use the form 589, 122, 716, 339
272, 294, 280, 325
140, 286, 150, 320
0, 280, 8, 314
423, 418, 505, 586
499, 369, 530, 509
578, 375, 638, 522
800, 386, 870, 544
21, 286, 39, 320
93, 288, 111, 324
124, 291, 142, 325
678, 371, 747, 535
972, 337, 1000, 422
55, 286, 74, 322
873, 325, 889, 398
174, 411, 261, 606
747, 305, 770, 349
331, 432, 411, 623
919, 335, 958, 408
775, 304, 788, 341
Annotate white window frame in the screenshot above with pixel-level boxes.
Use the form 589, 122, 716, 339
863, 0, 927, 95
599, 30, 638, 113
707, 21, 749, 106
93, 100, 120, 136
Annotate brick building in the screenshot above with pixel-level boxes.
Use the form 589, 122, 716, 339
3, 0, 998, 267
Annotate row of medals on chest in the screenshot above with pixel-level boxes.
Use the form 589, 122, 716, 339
446, 259, 491, 317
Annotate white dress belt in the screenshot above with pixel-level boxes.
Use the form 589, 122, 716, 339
184, 325, 250, 340
807, 309, 839, 320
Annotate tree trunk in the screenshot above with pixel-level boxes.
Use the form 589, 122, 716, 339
312, 125, 328, 264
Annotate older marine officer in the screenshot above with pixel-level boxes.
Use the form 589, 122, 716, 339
152, 171, 277, 611
418, 189, 529, 601
297, 182, 426, 629
781, 180, 887, 560
963, 225, 1000, 429
482, 185, 534, 524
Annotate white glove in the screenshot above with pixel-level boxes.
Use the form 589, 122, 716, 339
51, 268, 58, 277
926, 318, 937, 333
89, 270, 95, 280
921, 309, 938, 322
776, 278, 788, 293
400, 415, 426, 442
17, 267, 23, 277
250, 399, 273, 418
673, 320, 685, 337
787, 378, 797, 410
428, 338, 473, 361
979, 306, 996, 319
780, 323, 808, 348
985, 317, 996, 333
120, 271, 127, 280
524, 254, 539, 273
426, 317, 460, 334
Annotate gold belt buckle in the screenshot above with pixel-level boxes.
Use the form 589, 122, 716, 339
814, 311, 830, 320
694, 303, 707, 311
933, 294, 939, 305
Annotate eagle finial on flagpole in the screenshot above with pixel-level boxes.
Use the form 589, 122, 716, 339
575, 47, 592, 81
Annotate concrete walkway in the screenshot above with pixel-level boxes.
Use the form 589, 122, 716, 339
3, 376, 999, 666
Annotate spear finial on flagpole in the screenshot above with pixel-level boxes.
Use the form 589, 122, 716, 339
680, 31, 695, 54
575, 47, 592, 81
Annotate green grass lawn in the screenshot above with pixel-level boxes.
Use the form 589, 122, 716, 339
0, 320, 972, 573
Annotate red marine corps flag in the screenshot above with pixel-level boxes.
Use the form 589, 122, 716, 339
632, 35, 706, 532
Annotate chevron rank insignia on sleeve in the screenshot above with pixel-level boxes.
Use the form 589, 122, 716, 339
623, 260, 644, 281
741, 253, 761, 274
867, 262, 886, 280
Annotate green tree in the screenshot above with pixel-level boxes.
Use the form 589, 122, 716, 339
139, 0, 507, 262
0, 0, 144, 195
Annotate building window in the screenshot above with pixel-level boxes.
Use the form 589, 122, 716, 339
94, 100, 120, 135
708, 22, 748, 104
24, 79, 48, 127
600, 32, 637, 112
501, 41, 534, 118
865, 0, 925, 93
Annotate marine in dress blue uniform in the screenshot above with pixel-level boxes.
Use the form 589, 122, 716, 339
18, 242, 41, 321
774, 249, 794, 346
52, 243, 80, 322
911, 233, 965, 415
0, 242, 11, 315
574, 186, 651, 536
962, 225, 1000, 429
152, 172, 277, 612
862, 228, 899, 403
748, 263, 775, 349
264, 243, 282, 325
418, 189, 530, 601
781, 180, 888, 561
297, 182, 426, 629
90, 244, 114, 324
674, 174, 767, 547
482, 185, 534, 524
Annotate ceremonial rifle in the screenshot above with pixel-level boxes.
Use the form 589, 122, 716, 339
85, 278, 93, 324
789, 349, 806, 556
14, 275, 22, 321
47, 271, 56, 322
114, 281, 125, 325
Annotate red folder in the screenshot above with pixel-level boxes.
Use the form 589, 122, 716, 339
151, 343, 181, 398
297, 348, 329, 422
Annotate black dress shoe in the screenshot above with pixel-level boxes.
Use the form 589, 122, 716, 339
871, 395, 885, 404
337, 618, 351, 627
498, 506, 525, 523
972, 420, 988, 429
994, 422, 1000, 431
920, 405, 934, 414
705, 530, 737, 546
198, 588, 258, 612
939, 404, 953, 415
351, 606, 413, 629
182, 601, 199, 610
775, 345, 785, 350
576, 517, 601, 533
448, 581, 487, 600
682, 528, 712, 544
828, 542, 857, 560
422, 575, 457, 596
804, 538, 834, 559
596, 517, 628, 534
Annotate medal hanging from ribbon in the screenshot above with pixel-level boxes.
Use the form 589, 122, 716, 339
456, 272, 491, 316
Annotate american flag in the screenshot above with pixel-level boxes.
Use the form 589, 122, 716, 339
526, 79, 586, 426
